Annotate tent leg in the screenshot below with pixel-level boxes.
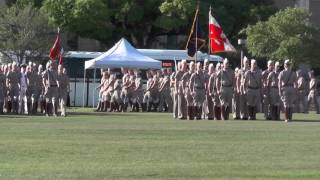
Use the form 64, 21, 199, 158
83, 68, 86, 108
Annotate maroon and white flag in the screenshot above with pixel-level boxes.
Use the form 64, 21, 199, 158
49, 29, 61, 60
209, 8, 235, 53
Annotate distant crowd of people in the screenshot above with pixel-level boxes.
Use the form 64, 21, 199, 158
96, 58, 319, 122
0, 61, 70, 116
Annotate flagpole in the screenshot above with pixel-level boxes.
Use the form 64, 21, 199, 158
195, 2, 200, 63
208, 6, 211, 56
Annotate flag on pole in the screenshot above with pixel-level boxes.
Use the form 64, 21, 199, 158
186, 7, 206, 57
49, 28, 62, 60
209, 8, 235, 53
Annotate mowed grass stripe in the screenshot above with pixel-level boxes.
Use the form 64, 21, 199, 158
0, 110, 320, 179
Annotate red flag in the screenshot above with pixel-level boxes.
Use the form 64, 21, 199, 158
209, 8, 235, 53
49, 31, 61, 60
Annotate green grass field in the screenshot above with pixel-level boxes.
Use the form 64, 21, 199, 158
0, 109, 320, 179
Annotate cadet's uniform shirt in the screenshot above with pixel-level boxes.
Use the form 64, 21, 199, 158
216, 68, 234, 106
244, 70, 262, 106
42, 70, 58, 86
279, 69, 297, 107
0, 73, 6, 100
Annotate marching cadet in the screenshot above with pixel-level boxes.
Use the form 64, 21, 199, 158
57, 65, 70, 117
206, 64, 215, 120
213, 63, 222, 120
95, 70, 108, 112
38, 65, 46, 114
150, 71, 160, 111
182, 61, 195, 120
296, 70, 308, 113
176, 60, 188, 120
243, 59, 262, 120
216, 59, 235, 120
159, 69, 173, 112
278, 60, 297, 122
18, 64, 28, 114
26, 63, 40, 114
133, 70, 143, 112
127, 69, 136, 111
110, 76, 122, 112
261, 60, 274, 119
143, 71, 154, 112
120, 67, 130, 112
267, 61, 281, 120
307, 70, 320, 114
171, 63, 179, 118
42, 61, 59, 117
100, 71, 111, 112
6, 63, 21, 114
232, 67, 241, 119
0, 67, 6, 114
190, 62, 206, 120
239, 57, 250, 120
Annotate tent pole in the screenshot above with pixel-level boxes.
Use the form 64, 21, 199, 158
93, 68, 96, 108
83, 67, 86, 108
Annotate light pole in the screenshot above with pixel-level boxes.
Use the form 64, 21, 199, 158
238, 39, 247, 69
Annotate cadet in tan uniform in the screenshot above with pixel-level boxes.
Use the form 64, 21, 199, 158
213, 63, 222, 120
110, 76, 122, 112
18, 64, 28, 115
267, 61, 281, 120
6, 63, 21, 114
190, 62, 206, 120
57, 65, 70, 116
243, 59, 262, 120
143, 71, 153, 112
278, 60, 297, 122
95, 70, 108, 112
171, 63, 179, 118
296, 70, 308, 113
38, 65, 46, 114
206, 64, 215, 120
232, 67, 241, 119
42, 61, 59, 117
216, 59, 235, 120
307, 70, 320, 114
182, 61, 195, 120
0, 67, 6, 114
261, 60, 274, 119
133, 70, 143, 112
120, 67, 130, 112
239, 57, 250, 119
176, 60, 188, 119
26, 64, 40, 114
159, 69, 173, 112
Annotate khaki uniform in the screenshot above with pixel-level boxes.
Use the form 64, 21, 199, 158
182, 71, 192, 119
261, 70, 271, 119
57, 73, 70, 116
121, 73, 130, 107
207, 73, 215, 120
244, 70, 262, 119
232, 72, 241, 119
19, 72, 28, 114
307, 78, 320, 114
267, 71, 280, 120
216, 68, 234, 120
27, 71, 41, 114
6, 71, 21, 113
159, 74, 172, 112
111, 79, 122, 104
296, 76, 308, 113
175, 71, 187, 119
239, 68, 249, 119
279, 69, 297, 120
143, 77, 154, 111
190, 71, 206, 119
170, 72, 177, 117
42, 69, 59, 115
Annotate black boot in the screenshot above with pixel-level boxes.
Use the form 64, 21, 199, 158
95, 101, 102, 112
135, 102, 140, 112
142, 103, 147, 112
197, 106, 202, 120
188, 106, 194, 120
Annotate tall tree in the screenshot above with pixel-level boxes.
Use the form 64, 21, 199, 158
243, 8, 320, 66
0, 3, 53, 64
42, 0, 276, 49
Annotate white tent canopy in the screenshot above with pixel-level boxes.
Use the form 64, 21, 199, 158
85, 38, 161, 69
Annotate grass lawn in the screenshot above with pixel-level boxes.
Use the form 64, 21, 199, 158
0, 109, 320, 179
